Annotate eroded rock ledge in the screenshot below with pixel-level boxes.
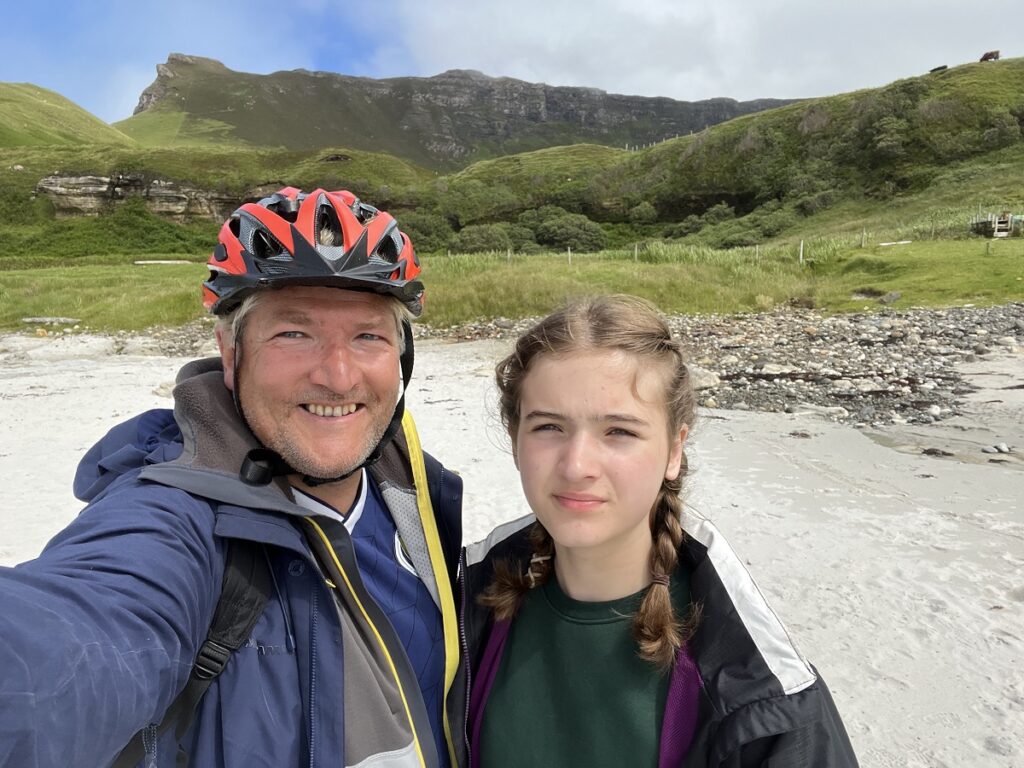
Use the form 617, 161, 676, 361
35, 173, 241, 221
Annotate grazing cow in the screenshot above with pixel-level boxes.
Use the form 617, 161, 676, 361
980, 50, 1000, 62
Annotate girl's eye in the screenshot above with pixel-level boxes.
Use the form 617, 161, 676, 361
608, 427, 638, 438
531, 423, 561, 433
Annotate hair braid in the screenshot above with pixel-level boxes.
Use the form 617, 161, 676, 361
477, 522, 556, 620
634, 482, 685, 668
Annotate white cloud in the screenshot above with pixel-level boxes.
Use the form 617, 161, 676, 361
381, 0, 1018, 101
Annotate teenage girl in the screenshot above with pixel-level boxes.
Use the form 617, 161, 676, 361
464, 295, 858, 768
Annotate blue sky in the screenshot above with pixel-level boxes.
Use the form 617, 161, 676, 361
1, 0, 1017, 123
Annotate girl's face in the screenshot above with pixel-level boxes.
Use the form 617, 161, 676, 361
514, 350, 686, 565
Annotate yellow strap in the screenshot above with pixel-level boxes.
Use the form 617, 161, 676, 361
402, 409, 461, 768
304, 517, 428, 768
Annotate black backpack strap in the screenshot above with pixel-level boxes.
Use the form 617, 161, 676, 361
113, 540, 273, 767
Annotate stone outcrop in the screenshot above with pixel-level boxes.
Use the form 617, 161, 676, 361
129, 54, 795, 168
35, 173, 240, 221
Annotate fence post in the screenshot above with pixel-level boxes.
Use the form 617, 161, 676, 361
634, 243, 639, 263
799, 240, 805, 265
755, 244, 760, 259
568, 246, 572, 265
861, 228, 866, 248
507, 247, 511, 263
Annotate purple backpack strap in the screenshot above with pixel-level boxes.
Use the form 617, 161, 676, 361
468, 618, 512, 768
659, 645, 703, 768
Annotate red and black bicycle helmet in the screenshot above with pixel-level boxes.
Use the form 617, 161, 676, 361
203, 187, 423, 316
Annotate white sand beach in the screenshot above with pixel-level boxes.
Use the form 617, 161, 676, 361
1, 332, 1021, 767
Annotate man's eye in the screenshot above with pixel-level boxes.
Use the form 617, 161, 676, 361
277, 330, 306, 339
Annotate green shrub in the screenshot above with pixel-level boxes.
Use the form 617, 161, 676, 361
628, 201, 658, 224
535, 213, 608, 252
702, 202, 735, 224
452, 223, 511, 253
398, 210, 453, 254
663, 215, 703, 238
505, 223, 539, 252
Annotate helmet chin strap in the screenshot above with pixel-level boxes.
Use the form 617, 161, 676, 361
236, 320, 415, 489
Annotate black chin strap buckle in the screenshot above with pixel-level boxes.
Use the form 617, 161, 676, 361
240, 449, 290, 485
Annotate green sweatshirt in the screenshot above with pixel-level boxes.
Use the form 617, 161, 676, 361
479, 568, 691, 768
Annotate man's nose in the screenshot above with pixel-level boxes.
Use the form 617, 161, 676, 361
309, 341, 359, 392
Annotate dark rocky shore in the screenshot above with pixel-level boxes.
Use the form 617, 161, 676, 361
106, 303, 1024, 428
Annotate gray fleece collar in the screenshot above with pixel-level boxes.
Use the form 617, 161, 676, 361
139, 357, 301, 516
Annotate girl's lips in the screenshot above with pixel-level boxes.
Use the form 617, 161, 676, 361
553, 493, 605, 510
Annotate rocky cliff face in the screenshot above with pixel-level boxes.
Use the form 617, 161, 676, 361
35, 173, 240, 221
129, 54, 794, 168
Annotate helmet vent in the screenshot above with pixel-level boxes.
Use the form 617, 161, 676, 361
316, 205, 343, 248
250, 228, 287, 261
372, 227, 404, 265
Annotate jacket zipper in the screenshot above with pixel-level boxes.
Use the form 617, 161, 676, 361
457, 548, 472, 768
308, 580, 319, 768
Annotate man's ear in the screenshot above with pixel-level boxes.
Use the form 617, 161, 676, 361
215, 325, 236, 392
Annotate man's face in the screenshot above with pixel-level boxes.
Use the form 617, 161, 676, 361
219, 286, 402, 481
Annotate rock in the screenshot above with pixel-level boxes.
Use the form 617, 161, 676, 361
761, 363, 797, 375
10, 164, 25, 172
927, 405, 942, 418
879, 291, 902, 305
702, 397, 718, 408
134, 54, 794, 165
995, 443, 1010, 454
981, 446, 999, 454
35, 174, 240, 222
22, 316, 81, 325
994, 336, 1017, 348
785, 402, 849, 420
922, 447, 954, 457
688, 365, 721, 390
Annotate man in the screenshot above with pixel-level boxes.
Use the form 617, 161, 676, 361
0, 188, 465, 768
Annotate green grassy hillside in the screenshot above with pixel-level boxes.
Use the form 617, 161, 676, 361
0, 83, 135, 147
